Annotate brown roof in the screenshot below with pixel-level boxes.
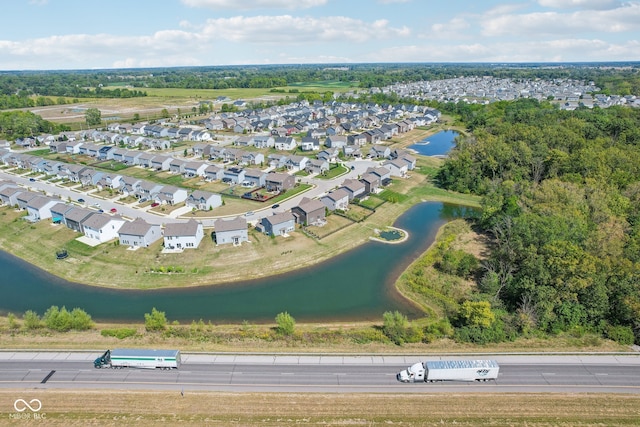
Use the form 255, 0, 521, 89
119, 217, 158, 236
164, 219, 201, 237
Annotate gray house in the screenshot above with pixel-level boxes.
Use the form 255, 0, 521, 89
186, 190, 222, 211
214, 216, 248, 245
291, 197, 326, 226
118, 217, 162, 248
260, 212, 296, 237
265, 172, 294, 192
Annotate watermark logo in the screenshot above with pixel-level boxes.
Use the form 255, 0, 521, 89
9, 398, 45, 420
14, 399, 42, 412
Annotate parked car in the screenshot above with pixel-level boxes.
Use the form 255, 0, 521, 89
110, 208, 117, 213
245, 211, 254, 216
77, 198, 85, 203
97, 209, 104, 213
272, 204, 280, 209
29, 178, 36, 182
151, 202, 160, 208
138, 198, 147, 203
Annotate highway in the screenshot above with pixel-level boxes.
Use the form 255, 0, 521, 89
1, 352, 639, 393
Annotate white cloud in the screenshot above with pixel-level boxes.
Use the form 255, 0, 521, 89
430, 17, 470, 39
482, 2, 640, 37
180, 0, 327, 10
364, 38, 639, 62
201, 15, 410, 43
537, 0, 622, 10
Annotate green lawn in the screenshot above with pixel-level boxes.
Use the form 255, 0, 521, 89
317, 164, 348, 180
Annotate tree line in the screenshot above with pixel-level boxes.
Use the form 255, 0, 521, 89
434, 99, 640, 345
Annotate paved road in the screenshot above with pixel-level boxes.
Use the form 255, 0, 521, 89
1, 352, 639, 393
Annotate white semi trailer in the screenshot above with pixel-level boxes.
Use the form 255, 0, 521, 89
397, 359, 499, 382
94, 349, 181, 370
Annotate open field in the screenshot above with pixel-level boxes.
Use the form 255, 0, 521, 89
2, 390, 639, 426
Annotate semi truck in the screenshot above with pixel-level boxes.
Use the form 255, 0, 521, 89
397, 359, 499, 383
94, 349, 181, 370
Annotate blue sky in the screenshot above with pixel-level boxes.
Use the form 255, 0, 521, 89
1, 0, 638, 70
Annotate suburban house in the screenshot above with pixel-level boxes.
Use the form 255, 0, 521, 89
243, 168, 267, 187
186, 190, 222, 211
0, 186, 24, 207
183, 161, 208, 178
360, 173, 381, 195
169, 159, 187, 174
223, 167, 245, 184
163, 219, 204, 250
340, 178, 366, 200
305, 158, 329, 174
214, 216, 248, 246
369, 145, 391, 159
136, 181, 164, 200
63, 207, 95, 233
151, 155, 173, 171
204, 165, 224, 181
16, 192, 38, 210
267, 153, 288, 169
253, 135, 275, 148
325, 135, 347, 148
365, 166, 392, 184
321, 188, 350, 211
300, 137, 320, 151
383, 159, 409, 177
49, 202, 74, 225
25, 195, 60, 221
265, 172, 294, 192
118, 217, 162, 248
82, 213, 126, 243
274, 137, 297, 151
155, 185, 188, 205
291, 197, 326, 226
260, 212, 296, 237
286, 155, 308, 171
317, 147, 340, 163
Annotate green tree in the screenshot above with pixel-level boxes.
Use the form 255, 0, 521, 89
23, 310, 41, 330
458, 301, 495, 328
144, 307, 167, 331
43, 305, 73, 331
85, 107, 101, 126
70, 307, 94, 330
275, 311, 295, 335
382, 311, 411, 345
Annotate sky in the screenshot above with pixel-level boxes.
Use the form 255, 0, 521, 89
0, 0, 638, 70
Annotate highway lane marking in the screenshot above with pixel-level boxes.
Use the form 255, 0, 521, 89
2, 380, 639, 391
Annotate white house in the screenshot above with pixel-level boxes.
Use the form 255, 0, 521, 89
214, 216, 248, 245
82, 214, 126, 243
163, 219, 204, 250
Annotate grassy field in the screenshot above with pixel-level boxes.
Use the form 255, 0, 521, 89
2, 390, 638, 426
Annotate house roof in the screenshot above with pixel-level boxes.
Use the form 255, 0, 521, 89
264, 211, 295, 225
119, 217, 157, 236
214, 216, 247, 232
296, 197, 325, 213
324, 188, 349, 202
164, 219, 201, 237
82, 213, 114, 229
64, 207, 94, 223
27, 195, 57, 209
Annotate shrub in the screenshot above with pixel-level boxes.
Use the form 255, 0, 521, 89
70, 308, 94, 330
275, 311, 296, 336
43, 306, 73, 332
382, 310, 420, 345
101, 328, 138, 339
23, 310, 42, 330
144, 307, 168, 331
7, 313, 19, 330
605, 324, 635, 345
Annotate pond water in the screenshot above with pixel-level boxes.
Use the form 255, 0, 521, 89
378, 230, 402, 241
0, 202, 477, 323
409, 130, 459, 156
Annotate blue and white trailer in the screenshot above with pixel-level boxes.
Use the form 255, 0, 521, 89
397, 359, 499, 382
94, 349, 181, 370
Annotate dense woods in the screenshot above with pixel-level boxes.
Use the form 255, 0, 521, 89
436, 100, 640, 345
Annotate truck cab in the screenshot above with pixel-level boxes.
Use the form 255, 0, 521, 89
94, 350, 111, 369
396, 362, 425, 382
